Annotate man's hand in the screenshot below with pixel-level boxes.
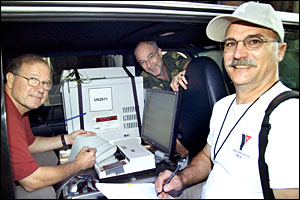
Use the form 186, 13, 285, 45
75, 146, 97, 170
66, 129, 97, 145
155, 170, 184, 199
170, 70, 188, 91
19, 146, 97, 192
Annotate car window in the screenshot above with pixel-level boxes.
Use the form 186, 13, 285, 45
279, 29, 299, 91
195, 29, 299, 93
197, 50, 224, 70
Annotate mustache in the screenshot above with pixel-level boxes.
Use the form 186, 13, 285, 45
227, 59, 257, 68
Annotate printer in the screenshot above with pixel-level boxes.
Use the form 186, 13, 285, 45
62, 67, 156, 180
95, 138, 155, 179
68, 135, 155, 180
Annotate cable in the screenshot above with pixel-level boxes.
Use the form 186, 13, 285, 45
50, 71, 90, 136
50, 74, 71, 136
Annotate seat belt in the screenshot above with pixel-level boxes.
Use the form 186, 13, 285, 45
122, 66, 142, 136
258, 90, 299, 199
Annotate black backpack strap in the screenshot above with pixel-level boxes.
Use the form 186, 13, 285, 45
122, 66, 142, 136
259, 90, 299, 199
73, 69, 85, 130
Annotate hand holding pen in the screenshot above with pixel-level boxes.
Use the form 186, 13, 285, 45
156, 164, 181, 197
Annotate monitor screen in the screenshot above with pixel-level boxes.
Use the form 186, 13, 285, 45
141, 89, 180, 157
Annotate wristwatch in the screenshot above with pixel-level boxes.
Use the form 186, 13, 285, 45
61, 135, 68, 148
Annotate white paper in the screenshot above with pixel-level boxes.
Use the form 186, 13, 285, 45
96, 183, 160, 199
67, 135, 106, 162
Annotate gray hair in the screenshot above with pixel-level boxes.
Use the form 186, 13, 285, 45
5, 54, 53, 83
134, 40, 159, 55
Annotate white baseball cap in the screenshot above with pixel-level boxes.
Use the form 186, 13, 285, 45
206, 2, 284, 42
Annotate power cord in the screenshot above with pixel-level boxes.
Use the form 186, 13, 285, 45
50, 70, 90, 136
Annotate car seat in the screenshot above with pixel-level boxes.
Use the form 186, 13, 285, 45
178, 56, 230, 160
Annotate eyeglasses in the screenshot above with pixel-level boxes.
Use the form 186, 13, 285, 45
222, 35, 279, 52
139, 49, 158, 67
14, 74, 52, 91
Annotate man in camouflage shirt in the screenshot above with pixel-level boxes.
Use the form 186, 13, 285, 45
134, 41, 190, 90
134, 40, 190, 158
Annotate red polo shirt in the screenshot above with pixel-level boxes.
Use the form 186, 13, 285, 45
4, 91, 40, 181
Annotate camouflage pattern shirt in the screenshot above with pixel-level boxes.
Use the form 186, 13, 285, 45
140, 51, 190, 90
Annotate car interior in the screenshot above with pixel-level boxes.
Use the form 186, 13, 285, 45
1, 1, 299, 199
2, 20, 227, 137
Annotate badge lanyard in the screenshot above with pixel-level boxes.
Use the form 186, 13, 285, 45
212, 81, 279, 167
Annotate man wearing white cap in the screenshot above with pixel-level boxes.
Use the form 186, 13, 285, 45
155, 2, 299, 199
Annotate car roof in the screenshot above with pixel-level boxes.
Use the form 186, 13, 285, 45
1, 1, 299, 58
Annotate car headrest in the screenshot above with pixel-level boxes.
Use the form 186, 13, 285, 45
178, 56, 229, 159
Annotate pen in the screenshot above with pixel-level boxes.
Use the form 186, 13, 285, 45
65, 112, 87, 122
157, 164, 181, 196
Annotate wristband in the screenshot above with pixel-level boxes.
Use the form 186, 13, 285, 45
61, 135, 68, 148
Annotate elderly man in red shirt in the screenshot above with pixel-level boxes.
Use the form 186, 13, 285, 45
4, 54, 97, 199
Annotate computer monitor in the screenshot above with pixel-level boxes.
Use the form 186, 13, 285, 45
141, 89, 180, 157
